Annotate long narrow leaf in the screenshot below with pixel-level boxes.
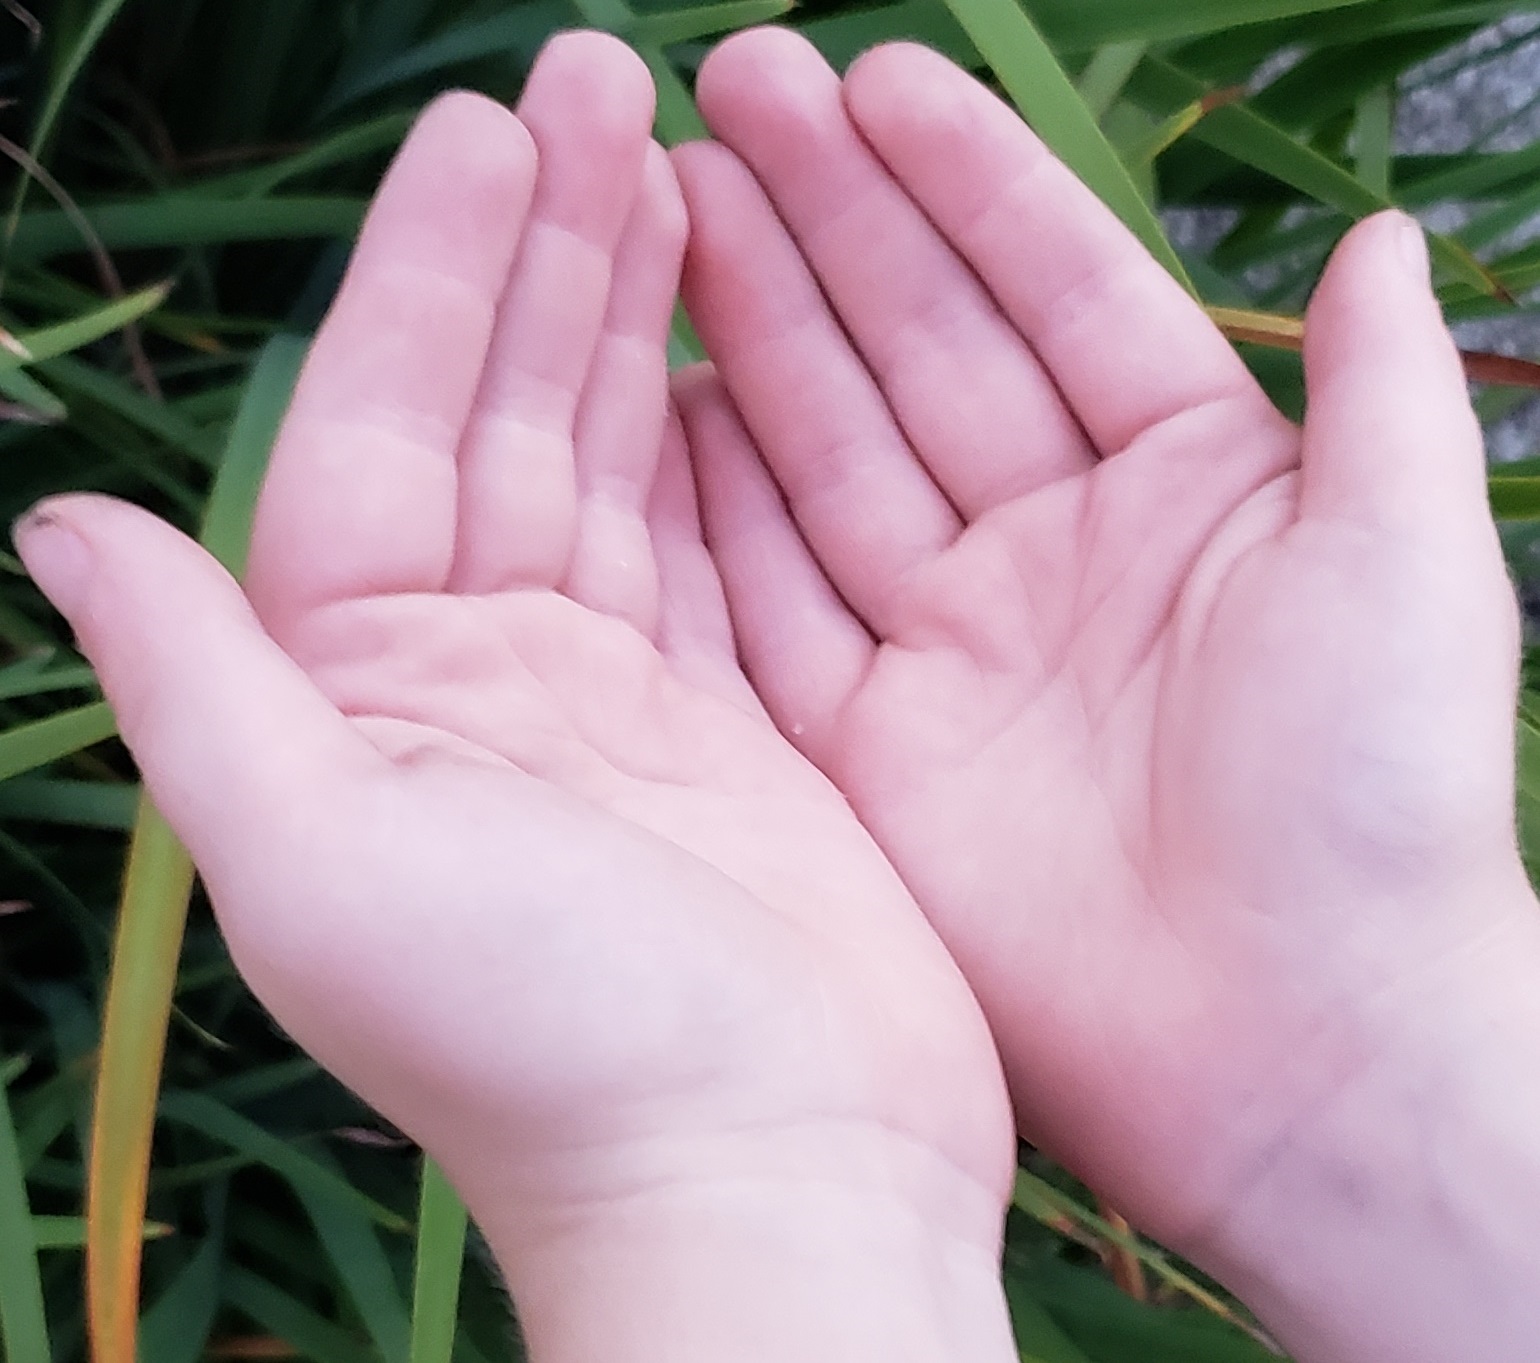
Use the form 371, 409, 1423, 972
9, 198, 367, 265
409, 1159, 469, 1363
0, 702, 116, 783
0, 1062, 50, 1363
156, 1092, 410, 1231
86, 804, 197, 1363
1126, 56, 1504, 299
0, 286, 170, 375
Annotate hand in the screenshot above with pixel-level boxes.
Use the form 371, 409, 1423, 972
675, 25, 1540, 1296
15, 33, 1016, 1362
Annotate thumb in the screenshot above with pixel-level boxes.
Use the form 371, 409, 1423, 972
12, 494, 379, 884
1299, 210, 1489, 538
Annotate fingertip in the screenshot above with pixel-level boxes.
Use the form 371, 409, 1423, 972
843, 41, 970, 136
14, 493, 105, 621
640, 141, 688, 248
522, 30, 656, 140
1301, 212, 1483, 529
400, 89, 537, 199
696, 25, 835, 130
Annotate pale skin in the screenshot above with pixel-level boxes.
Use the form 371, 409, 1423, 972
14, 25, 1540, 1363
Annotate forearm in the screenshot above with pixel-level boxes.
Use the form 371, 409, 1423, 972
1203, 893, 1540, 1363
467, 1130, 1019, 1363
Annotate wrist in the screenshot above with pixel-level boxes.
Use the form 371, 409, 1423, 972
1197, 875, 1540, 1363
466, 1123, 1017, 1363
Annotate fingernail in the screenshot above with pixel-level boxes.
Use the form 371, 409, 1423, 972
1394, 212, 1430, 282
13, 502, 92, 617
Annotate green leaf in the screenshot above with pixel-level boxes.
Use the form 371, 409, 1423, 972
0, 777, 137, 829
137, 1231, 224, 1363
157, 1092, 410, 1232
933, 0, 1193, 289
1027, 0, 1387, 50
225, 1267, 377, 1363
1002, 1274, 1096, 1363
410, 1158, 470, 1363
631, 0, 795, 46
1075, 40, 1148, 121
0, 1061, 50, 1363
320, 5, 566, 116
0, 285, 170, 375
1126, 56, 1502, 299
0, 367, 67, 420
297, 1170, 412, 1363
1352, 84, 1392, 197
9, 198, 367, 265
201, 334, 308, 578
1490, 472, 1540, 522
0, 702, 116, 783
40, 356, 219, 468
31, 1215, 171, 1250
87, 802, 198, 1363
0, 663, 97, 702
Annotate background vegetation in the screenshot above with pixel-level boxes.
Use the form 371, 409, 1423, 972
5, 1, 1540, 1360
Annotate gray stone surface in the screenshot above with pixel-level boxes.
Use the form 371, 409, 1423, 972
1166, 14, 1540, 461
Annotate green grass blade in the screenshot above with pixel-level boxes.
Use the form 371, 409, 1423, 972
0, 285, 169, 375
1490, 472, 1540, 522
23, 0, 133, 161
320, 5, 566, 117
201, 335, 307, 577
86, 803, 197, 1363
9, 198, 367, 265
156, 1092, 411, 1232
297, 1177, 412, 1363
1027, 0, 1384, 50
933, 0, 1193, 289
137, 1232, 223, 1363
224, 1267, 377, 1363
0, 702, 116, 783
642, 45, 710, 144
0, 778, 138, 830
0, 1061, 51, 1363
40, 356, 219, 467
0, 367, 67, 420
0, 656, 82, 701
1352, 84, 1393, 197
1128, 56, 1503, 298
410, 1159, 469, 1363
31, 1215, 171, 1250
631, 0, 794, 45
1001, 1277, 1095, 1363
1075, 40, 1148, 121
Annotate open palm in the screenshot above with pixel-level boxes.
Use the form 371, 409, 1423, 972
677, 31, 1537, 1256
18, 34, 1010, 1236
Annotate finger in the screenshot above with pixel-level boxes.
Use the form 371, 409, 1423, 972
451, 32, 656, 595
561, 143, 687, 634
676, 365, 873, 759
1300, 212, 1490, 541
694, 29, 1094, 513
247, 92, 537, 633
646, 402, 764, 713
14, 496, 381, 897
843, 42, 1281, 459
674, 139, 961, 636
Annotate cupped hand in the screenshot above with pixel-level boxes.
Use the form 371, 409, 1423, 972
674, 28, 1540, 1256
13, 32, 1011, 1253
